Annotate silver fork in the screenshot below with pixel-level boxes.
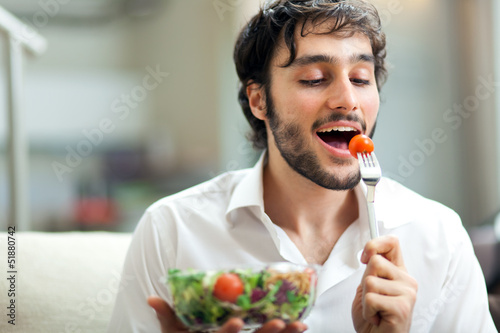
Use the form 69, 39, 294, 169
358, 152, 382, 239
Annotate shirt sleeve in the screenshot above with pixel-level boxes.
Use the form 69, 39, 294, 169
426, 221, 497, 333
107, 210, 175, 333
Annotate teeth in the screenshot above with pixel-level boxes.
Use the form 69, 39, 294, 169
317, 126, 357, 133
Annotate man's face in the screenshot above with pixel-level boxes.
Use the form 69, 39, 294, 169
264, 26, 380, 190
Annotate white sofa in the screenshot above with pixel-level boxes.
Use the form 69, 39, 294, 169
0, 232, 132, 333
1, 231, 498, 332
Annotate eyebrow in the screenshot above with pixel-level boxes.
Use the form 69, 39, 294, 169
288, 53, 375, 68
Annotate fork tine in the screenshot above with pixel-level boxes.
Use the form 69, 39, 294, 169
370, 152, 379, 167
362, 152, 375, 167
367, 153, 375, 167
365, 153, 372, 167
358, 152, 372, 165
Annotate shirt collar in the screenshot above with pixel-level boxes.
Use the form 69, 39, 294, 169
226, 151, 410, 232
226, 151, 267, 219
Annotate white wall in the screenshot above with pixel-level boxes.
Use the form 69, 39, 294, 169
371, 0, 499, 226
455, 0, 499, 225
372, 0, 462, 209
0, 1, 254, 230
0, 10, 153, 230
128, 0, 222, 173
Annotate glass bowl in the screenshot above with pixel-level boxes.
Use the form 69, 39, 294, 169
164, 262, 319, 332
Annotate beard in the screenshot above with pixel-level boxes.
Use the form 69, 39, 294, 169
265, 89, 370, 191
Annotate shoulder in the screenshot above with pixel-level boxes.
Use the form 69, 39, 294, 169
146, 168, 250, 212
376, 178, 474, 278
136, 168, 253, 233
379, 178, 496, 331
128, 168, 252, 259
376, 176, 461, 230
375, 177, 467, 256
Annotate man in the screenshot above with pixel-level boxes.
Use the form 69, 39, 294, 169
108, 0, 497, 332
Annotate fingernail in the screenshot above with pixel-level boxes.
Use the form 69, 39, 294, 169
292, 323, 307, 333
361, 251, 367, 262
270, 323, 286, 333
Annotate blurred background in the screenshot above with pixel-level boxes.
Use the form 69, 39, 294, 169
0, 0, 499, 235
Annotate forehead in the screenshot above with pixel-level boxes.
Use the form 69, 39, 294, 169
272, 20, 373, 66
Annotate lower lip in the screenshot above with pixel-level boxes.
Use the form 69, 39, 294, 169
315, 134, 353, 159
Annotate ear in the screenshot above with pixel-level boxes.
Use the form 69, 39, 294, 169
246, 83, 267, 121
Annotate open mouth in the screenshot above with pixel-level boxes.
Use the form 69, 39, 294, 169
317, 126, 360, 150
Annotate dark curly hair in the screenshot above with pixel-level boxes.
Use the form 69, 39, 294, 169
233, 0, 387, 150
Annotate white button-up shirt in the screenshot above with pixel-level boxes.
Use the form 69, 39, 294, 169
108, 154, 497, 332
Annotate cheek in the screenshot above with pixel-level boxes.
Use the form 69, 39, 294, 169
273, 91, 321, 121
288, 92, 323, 117
361, 91, 380, 123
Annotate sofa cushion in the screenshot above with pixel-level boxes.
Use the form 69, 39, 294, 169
0, 231, 131, 333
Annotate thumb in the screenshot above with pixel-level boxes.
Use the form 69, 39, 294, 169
147, 295, 185, 332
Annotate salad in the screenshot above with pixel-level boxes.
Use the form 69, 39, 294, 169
165, 263, 318, 331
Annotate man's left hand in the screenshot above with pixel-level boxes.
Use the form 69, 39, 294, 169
351, 235, 418, 333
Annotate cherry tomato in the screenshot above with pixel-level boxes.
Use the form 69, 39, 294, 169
349, 134, 374, 158
213, 273, 244, 303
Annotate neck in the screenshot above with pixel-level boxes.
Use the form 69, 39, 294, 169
262, 151, 359, 264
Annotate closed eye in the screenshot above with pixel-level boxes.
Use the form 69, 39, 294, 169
299, 79, 325, 87
351, 78, 371, 86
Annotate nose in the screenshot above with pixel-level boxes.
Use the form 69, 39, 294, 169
325, 78, 359, 112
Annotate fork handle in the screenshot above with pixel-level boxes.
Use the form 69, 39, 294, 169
367, 201, 379, 239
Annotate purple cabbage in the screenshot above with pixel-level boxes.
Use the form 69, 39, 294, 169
274, 280, 298, 305
251, 288, 268, 303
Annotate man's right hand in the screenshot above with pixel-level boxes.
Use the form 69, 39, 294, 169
147, 296, 308, 333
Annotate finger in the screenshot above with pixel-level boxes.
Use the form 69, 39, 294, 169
352, 284, 363, 315
218, 318, 245, 333
362, 256, 419, 293
362, 292, 387, 326
254, 319, 307, 333
254, 319, 286, 333
147, 296, 185, 332
362, 274, 409, 298
362, 292, 414, 328
362, 253, 399, 281
280, 321, 308, 333
361, 235, 405, 268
